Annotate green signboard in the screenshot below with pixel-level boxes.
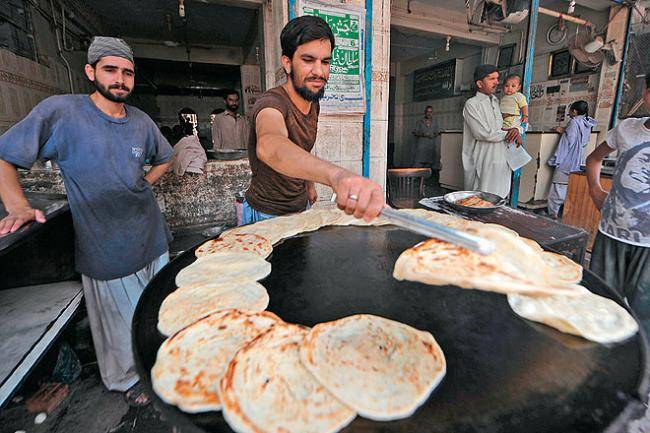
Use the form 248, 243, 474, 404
301, 2, 365, 113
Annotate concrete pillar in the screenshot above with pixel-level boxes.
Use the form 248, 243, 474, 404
594, 5, 630, 142
369, 0, 391, 190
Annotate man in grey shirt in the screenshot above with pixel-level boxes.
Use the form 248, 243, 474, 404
212, 90, 250, 150
0, 37, 173, 406
412, 105, 441, 171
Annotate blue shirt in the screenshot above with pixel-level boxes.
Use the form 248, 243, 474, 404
0, 95, 174, 279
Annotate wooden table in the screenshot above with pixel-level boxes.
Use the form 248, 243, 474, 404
421, 200, 589, 264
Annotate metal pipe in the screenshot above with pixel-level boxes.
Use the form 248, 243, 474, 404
288, 0, 297, 20
610, 5, 633, 129
510, 0, 539, 208
362, 0, 373, 178
49, 0, 74, 94
61, 3, 74, 51
538, 6, 593, 27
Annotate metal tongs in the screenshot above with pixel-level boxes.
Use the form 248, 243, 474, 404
380, 206, 495, 255
330, 193, 494, 255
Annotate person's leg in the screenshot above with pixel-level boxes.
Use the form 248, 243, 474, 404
622, 245, 650, 333
590, 232, 628, 300
547, 183, 566, 218
81, 252, 169, 398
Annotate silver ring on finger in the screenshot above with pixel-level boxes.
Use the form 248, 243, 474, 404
348, 194, 359, 201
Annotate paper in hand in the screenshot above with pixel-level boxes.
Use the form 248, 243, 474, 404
505, 142, 532, 171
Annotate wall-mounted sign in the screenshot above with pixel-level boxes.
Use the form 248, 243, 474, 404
300, 1, 366, 114
412, 60, 456, 102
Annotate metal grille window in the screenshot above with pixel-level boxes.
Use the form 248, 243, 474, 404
619, 15, 650, 119
0, 0, 37, 61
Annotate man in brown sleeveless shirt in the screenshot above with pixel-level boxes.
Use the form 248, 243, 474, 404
244, 16, 384, 223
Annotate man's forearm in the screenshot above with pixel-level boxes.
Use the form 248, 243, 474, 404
145, 161, 171, 185
0, 159, 30, 212
585, 154, 603, 192
257, 135, 343, 187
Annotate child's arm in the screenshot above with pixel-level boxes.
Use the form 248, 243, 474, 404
521, 105, 528, 124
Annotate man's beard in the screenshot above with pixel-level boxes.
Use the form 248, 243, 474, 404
227, 104, 238, 112
94, 80, 131, 103
290, 72, 326, 102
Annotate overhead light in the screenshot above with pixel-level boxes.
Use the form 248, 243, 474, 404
445, 35, 451, 52
163, 40, 180, 47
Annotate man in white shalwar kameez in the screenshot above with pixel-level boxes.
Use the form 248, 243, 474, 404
462, 64, 522, 198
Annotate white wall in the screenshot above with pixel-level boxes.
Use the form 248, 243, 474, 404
391, 43, 482, 166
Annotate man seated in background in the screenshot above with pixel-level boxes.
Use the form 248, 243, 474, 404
212, 90, 249, 150
172, 107, 207, 175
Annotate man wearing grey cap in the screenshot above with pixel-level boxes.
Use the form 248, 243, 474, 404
462, 64, 522, 197
0, 37, 173, 405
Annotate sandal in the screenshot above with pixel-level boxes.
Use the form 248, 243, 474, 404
124, 382, 150, 407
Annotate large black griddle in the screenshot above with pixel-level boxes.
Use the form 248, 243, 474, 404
133, 225, 650, 433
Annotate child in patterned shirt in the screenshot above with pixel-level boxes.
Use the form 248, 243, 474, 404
500, 74, 528, 130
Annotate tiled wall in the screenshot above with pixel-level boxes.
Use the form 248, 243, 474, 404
308, 0, 391, 200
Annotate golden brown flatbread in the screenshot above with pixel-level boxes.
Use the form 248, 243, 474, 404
393, 227, 583, 297
300, 314, 446, 421
220, 323, 356, 433
158, 281, 270, 336
195, 233, 273, 259
152, 310, 282, 413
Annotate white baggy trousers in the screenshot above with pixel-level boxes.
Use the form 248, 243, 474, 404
81, 252, 169, 391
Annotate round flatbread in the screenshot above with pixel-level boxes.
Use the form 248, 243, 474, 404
508, 289, 638, 344
540, 251, 583, 284
175, 252, 271, 287
300, 208, 344, 232
158, 282, 270, 336
393, 228, 583, 297
300, 314, 446, 421
152, 310, 282, 413
225, 215, 305, 245
521, 237, 544, 252
195, 234, 273, 259
220, 323, 356, 433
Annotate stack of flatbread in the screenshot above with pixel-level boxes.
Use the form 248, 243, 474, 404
152, 311, 446, 433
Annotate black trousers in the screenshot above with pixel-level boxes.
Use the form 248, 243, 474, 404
590, 232, 650, 330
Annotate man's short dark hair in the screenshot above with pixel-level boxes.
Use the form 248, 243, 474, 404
425, 105, 433, 111
570, 100, 589, 116
224, 90, 239, 100
281, 16, 336, 60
